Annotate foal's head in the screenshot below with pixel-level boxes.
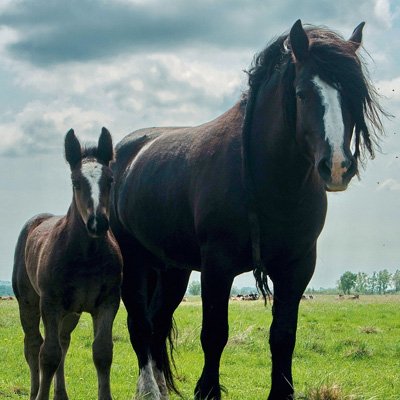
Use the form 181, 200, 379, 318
288, 20, 376, 191
65, 128, 114, 238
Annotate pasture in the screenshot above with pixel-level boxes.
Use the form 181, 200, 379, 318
1, 295, 399, 399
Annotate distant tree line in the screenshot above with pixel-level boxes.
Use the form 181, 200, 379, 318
0, 281, 14, 296
337, 270, 400, 295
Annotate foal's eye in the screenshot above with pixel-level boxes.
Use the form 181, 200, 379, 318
72, 181, 81, 190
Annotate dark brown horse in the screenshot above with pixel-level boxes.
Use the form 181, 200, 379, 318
13, 128, 122, 400
110, 21, 385, 399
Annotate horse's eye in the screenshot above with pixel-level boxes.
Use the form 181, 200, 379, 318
296, 91, 306, 101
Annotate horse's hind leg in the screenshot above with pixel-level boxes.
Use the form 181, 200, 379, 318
92, 296, 120, 400
17, 293, 43, 400
13, 230, 43, 400
149, 268, 191, 399
53, 313, 80, 400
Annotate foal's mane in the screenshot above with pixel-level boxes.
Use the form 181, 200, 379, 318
243, 25, 387, 162
81, 146, 111, 166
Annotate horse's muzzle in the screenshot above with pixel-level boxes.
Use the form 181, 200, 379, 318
87, 213, 110, 237
317, 155, 357, 192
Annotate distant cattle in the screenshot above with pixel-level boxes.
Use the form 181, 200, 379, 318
231, 293, 259, 301
0, 296, 14, 300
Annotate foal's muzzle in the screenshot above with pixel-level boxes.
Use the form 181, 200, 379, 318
87, 213, 110, 237
317, 155, 357, 192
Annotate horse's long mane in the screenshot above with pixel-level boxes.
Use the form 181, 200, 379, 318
243, 25, 387, 163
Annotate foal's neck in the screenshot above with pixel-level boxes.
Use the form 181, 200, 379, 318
65, 201, 105, 255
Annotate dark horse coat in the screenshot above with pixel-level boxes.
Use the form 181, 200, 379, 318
110, 21, 384, 400
13, 129, 122, 400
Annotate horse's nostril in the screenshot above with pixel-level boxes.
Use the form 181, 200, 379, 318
317, 158, 331, 181
343, 157, 357, 178
86, 214, 109, 236
87, 215, 97, 233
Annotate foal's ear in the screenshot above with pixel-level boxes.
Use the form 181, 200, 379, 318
348, 21, 365, 50
289, 19, 309, 63
97, 127, 114, 165
65, 129, 82, 169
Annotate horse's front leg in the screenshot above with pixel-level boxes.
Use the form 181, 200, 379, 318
92, 295, 120, 400
195, 243, 235, 400
54, 313, 80, 400
36, 300, 64, 400
268, 248, 316, 400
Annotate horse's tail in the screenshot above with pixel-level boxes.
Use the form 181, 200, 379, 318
161, 316, 180, 395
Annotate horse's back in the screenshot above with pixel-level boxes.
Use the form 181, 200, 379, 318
114, 127, 189, 178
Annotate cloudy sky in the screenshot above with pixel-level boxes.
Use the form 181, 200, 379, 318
0, 0, 399, 289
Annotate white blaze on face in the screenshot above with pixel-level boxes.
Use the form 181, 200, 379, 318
81, 161, 102, 212
312, 76, 348, 183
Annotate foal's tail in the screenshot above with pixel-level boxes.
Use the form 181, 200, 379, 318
161, 316, 180, 395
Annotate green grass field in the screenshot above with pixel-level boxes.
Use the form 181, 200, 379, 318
1, 295, 399, 399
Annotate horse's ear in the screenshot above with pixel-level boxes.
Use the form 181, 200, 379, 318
65, 129, 82, 169
97, 127, 114, 165
289, 19, 309, 63
348, 22, 365, 50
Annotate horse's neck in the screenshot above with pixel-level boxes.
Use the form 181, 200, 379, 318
246, 85, 318, 203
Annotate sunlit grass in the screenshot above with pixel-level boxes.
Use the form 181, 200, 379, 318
1, 295, 399, 399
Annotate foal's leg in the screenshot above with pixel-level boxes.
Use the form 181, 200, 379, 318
17, 293, 43, 400
195, 244, 235, 400
36, 300, 64, 400
92, 297, 120, 400
149, 268, 191, 399
267, 248, 316, 400
54, 313, 80, 400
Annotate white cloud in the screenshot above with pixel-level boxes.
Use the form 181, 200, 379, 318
376, 76, 400, 100
374, 0, 394, 29
377, 178, 400, 191
0, 50, 246, 156
0, 101, 111, 156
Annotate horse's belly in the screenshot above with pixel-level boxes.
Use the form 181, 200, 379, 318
63, 285, 106, 313
136, 222, 201, 269
119, 185, 201, 268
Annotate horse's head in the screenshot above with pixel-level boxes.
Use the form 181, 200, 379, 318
289, 20, 367, 192
65, 128, 114, 238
